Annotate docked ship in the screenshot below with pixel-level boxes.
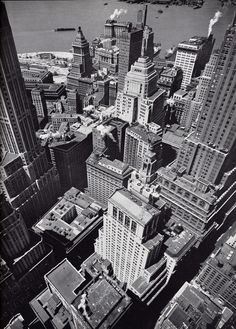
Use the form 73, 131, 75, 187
54, 27, 76, 32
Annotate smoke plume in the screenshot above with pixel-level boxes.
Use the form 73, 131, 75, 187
208, 10, 222, 36
97, 124, 116, 142
110, 8, 127, 20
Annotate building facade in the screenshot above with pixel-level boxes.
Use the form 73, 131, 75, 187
174, 35, 214, 89
95, 188, 170, 305
176, 18, 236, 185
123, 124, 162, 171
0, 2, 60, 227
86, 153, 133, 206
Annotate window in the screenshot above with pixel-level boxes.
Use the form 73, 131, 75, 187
113, 206, 117, 218
118, 211, 123, 223
125, 216, 130, 228
131, 221, 137, 234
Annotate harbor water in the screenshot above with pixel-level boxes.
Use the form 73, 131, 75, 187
6, 0, 235, 56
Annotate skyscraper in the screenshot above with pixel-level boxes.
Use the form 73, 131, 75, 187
116, 40, 165, 127
86, 153, 133, 206
0, 195, 55, 326
67, 26, 93, 111
174, 34, 214, 89
95, 188, 165, 292
176, 17, 236, 185
123, 124, 162, 171
0, 2, 60, 226
118, 27, 143, 92
67, 26, 92, 84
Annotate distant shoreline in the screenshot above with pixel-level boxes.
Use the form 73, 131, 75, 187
18, 51, 73, 60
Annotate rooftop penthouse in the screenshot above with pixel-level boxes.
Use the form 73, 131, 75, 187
110, 188, 161, 227
128, 123, 162, 145
164, 226, 196, 259
45, 259, 132, 329
178, 36, 208, 52
34, 187, 103, 253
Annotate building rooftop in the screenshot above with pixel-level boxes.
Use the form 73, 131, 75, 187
35, 187, 102, 247
110, 188, 158, 226
99, 158, 130, 174
81, 253, 112, 278
207, 232, 236, 279
0, 152, 20, 168
39, 83, 65, 92
162, 129, 186, 149
178, 36, 207, 51
4, 314, 26, 329
156, 282, 231, 329
164, 229, 196, 258
87, 153, 133, 179
157, 166, 217, 204
127, 124, 162, 145
160, 66, 181, 78
173, 89, 188, 97
30, 288, 70, 329
48, 131, 87, 148
148, 88, 166, 101
143, 233, 163, 251
45, 259, 85, 304
45, 258, 131, 329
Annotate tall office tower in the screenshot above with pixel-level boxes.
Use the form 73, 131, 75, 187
0, 2, 60, 227
109, 80, 118, 106
0, 195, 29, 261
176, 17, 236, 185
123, 124, 162, 171
49, 131, 92, 194
0, 195, 55, 326
118, 27, 143, 91
31, 87, 48, 119
116, 54, 165, 126
86, 152, 133, 206
107, 118, 129, 161
174, 34, 214, 89
67, 89, 80, 113
67, 26, 92, 84
194, 231, 236, 312
194, 51, 219, 103
95, 188, 169, 305
178, 52, 219, 131
67, 26, 93, 111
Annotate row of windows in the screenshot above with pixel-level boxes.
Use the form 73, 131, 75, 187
113, 206, 137, 234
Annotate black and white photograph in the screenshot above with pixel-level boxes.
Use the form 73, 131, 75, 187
0, 0, 235, 328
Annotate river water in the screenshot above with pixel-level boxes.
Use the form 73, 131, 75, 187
5, 0, 235, 56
